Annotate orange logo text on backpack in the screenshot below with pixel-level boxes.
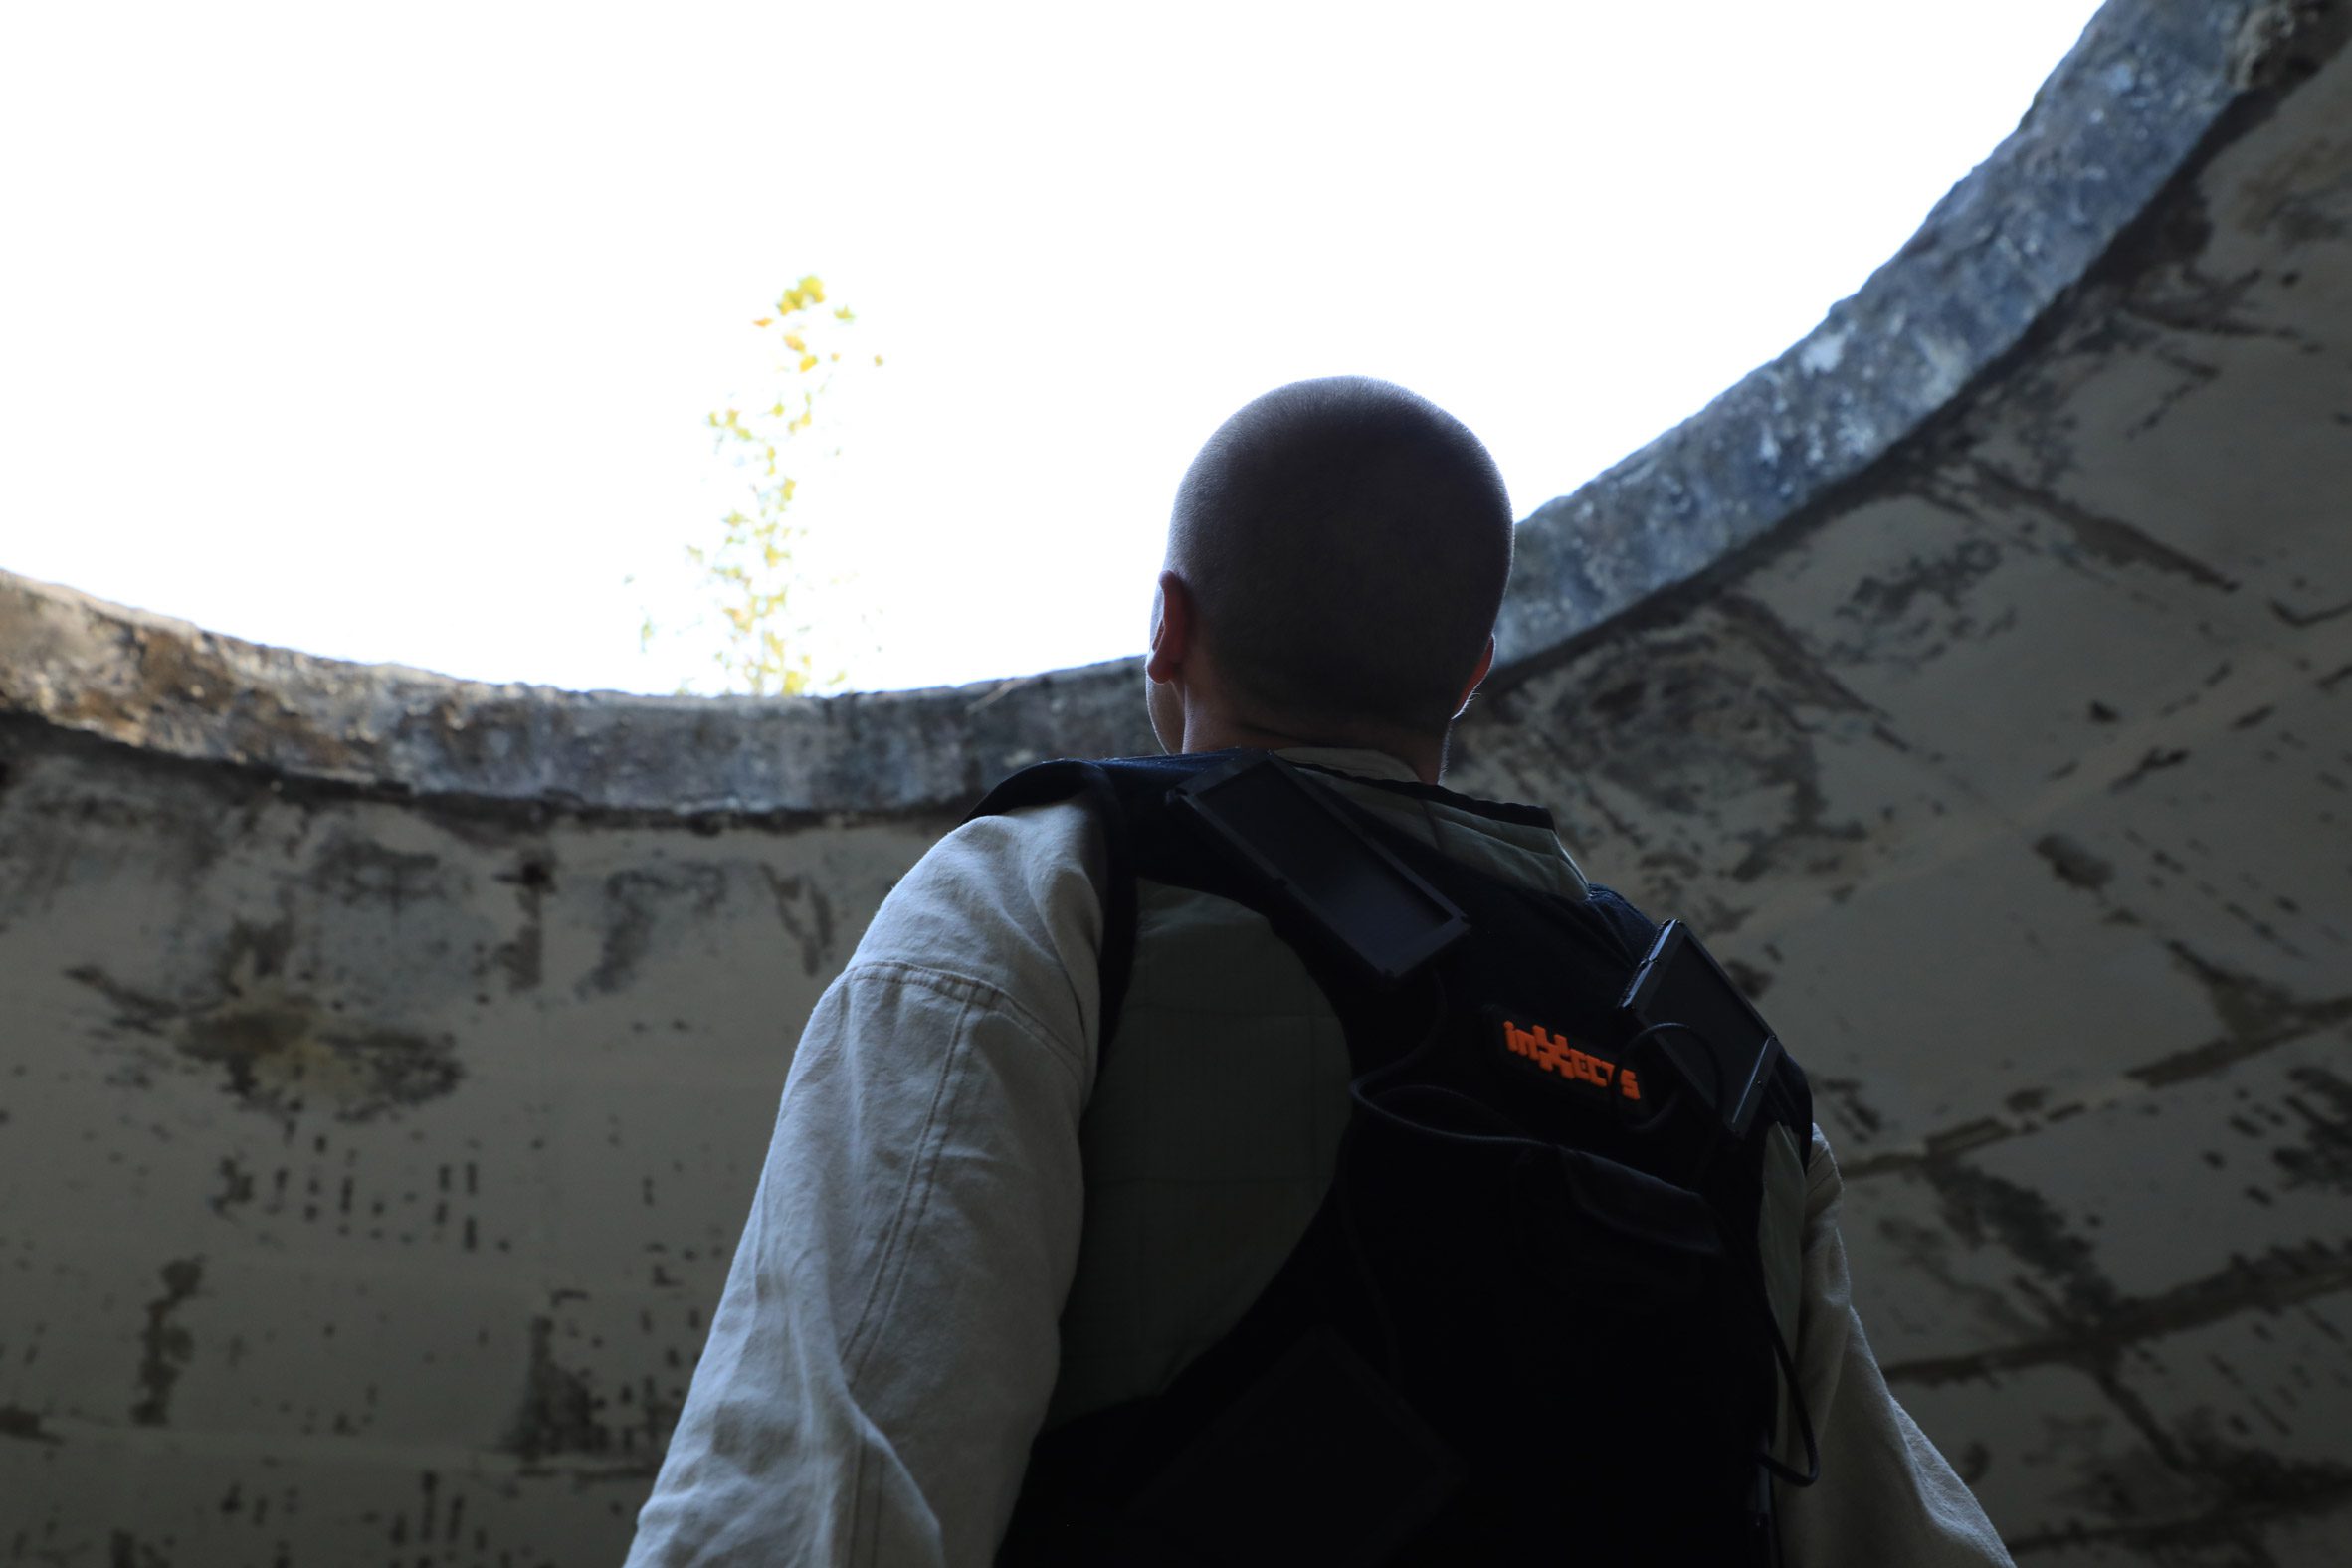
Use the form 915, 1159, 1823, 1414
1501, 1018, 1642, 1100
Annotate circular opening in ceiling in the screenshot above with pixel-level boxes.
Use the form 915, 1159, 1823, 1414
4, 4, 2104, 698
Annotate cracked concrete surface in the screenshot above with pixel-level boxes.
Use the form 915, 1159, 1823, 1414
3, 2, 2350, 1563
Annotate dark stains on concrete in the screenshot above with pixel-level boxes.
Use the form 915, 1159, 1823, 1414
2130, 942, 2352, 1087
1521, 591, 1881, 901
2116, 241, 2284, 342
491, 852, 553, 992
1893, 1139, 2352, 1559
505, 1314, 609, 1465
0, 1404, 59, 1445
2269, 593, 2352, 628
1921, 1118, 2021, 1167
1844, 537, 2007, 625
2109, 746, 2195, 793
1887, 1237, 2352, 1388
179, 998, 460, 1123
208, 1155, 255, 1220
583, 863, 730, 996
64, 963, 181, 1037
65, 963, 464, 1123
375, 1469, 487, 1558
131, 1256, 203, 1426
1713, 598, 1882, 884
2122, 347, 2226, 440
1814, 1075, 1886, 1144
506, 1315, 602, 1463
1800, 502, 2030, 674
218, 915, 296, 989
1923, 1159, 2123, 1325
1721, 955, 1774, 1003
2270, 1066, 2352, 1190
2003, 1435, 2352, 1561
2236, 136, 2352, 262
108, 1531, 173, 1568
760, 869, 839, 978
1710, 591, 1887, 721
1965, 460, 2242, 594
309, 831, 444, 917
2231, 0, 2352, 93
2034, 833, 2117, 892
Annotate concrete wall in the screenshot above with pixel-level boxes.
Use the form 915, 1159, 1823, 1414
5, 2, 2349, 1562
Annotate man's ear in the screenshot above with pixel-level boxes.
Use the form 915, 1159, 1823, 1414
1147, 570, 1196, 684
1453, 635, 1496, 717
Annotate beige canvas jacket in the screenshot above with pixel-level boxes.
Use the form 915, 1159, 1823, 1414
625, 748, 2014, 1568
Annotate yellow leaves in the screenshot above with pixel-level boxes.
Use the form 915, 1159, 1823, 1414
774, 274, 828, 315
657, 269, 883, 696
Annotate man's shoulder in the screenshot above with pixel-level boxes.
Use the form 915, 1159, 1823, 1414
844, 798, 1108, 1046
878, 797, 1103, 931
928, 795, 1106, 895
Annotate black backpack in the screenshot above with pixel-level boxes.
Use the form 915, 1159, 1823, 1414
969, 749, 1818, 1567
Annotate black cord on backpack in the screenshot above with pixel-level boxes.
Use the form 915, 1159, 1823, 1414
1609, 1018, 1728, 1164
1345, 970, 1545, 1152
1753, 1266, 1822, 1488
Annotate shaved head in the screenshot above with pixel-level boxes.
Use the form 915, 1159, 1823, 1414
1167, 376, 1513, 739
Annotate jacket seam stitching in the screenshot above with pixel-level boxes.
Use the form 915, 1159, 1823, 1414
838, 958, 1089, 1088
838, 982, 981, 1384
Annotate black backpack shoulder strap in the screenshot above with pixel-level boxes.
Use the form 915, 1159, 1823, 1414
964, 758, 1144, 1069
960, 748, 1308, 1068
964, 750, 1813, 1162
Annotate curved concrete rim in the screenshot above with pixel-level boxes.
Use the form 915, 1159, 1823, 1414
0, 0, 2326, 819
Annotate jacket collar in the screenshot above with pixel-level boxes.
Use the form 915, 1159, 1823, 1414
1270, 745, 1420, 783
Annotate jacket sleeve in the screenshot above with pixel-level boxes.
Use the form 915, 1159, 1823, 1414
623, 805, 1105, 1568
1778, 1131, 2017, 1567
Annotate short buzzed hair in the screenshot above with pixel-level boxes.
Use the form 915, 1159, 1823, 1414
1169, 376, 1513, 738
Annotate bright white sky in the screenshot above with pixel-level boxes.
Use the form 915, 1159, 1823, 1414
1, 1, 2106, 695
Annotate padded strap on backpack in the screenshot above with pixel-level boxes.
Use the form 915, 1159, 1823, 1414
964, 760, 1142, 1066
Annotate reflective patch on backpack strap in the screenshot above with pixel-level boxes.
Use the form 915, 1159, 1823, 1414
1489, 1006, 1645, 1102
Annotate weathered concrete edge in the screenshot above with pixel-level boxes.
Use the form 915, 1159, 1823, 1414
0, 0, 2309, 819
1494, 0, 2291, 668
0, 574, 1159, 819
